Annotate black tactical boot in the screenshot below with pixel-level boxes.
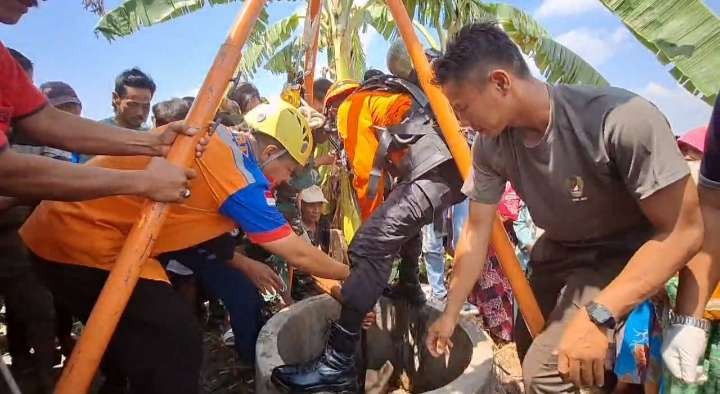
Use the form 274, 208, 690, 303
271, 322, 359, 393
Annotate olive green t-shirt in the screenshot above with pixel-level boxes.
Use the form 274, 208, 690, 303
463, 84, 689, 244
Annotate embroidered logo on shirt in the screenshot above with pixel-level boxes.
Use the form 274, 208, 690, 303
566, 176, 588, 202
265, 190, 276, 206
238, 142, 250, 158
229, 132, 250, 158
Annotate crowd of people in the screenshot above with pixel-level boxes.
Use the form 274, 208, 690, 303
1, 2, 720, 394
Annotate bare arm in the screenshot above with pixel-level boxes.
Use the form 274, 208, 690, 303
14, 106, 206, 157
260, 232, 349, 281
228, 251, 285, 294
675, 186, 720, 317
426, 200, 496, 357
443, 200, 497, 318
594, 176, 704, 318
15, 106, 161, 156
0, 148, 194, 202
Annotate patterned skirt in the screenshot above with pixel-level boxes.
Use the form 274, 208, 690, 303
467, 254, 515, 343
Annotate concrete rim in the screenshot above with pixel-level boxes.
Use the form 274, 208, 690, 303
256, 294, 494, 394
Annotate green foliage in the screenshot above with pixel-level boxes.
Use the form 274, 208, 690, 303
368, 1, 608, 87
488, 3, 609, 86
95, 0, 251, 40
599, 0, 720, 104
238, 13, 302, 77
95, 0, 608, 88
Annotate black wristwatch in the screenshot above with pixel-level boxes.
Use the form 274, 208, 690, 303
586, 301, 616, 329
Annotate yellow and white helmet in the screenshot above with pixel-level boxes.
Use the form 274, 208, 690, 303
244, 99, 314, 166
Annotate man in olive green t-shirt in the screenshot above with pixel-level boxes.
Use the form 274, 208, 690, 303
424, 22, 704, 393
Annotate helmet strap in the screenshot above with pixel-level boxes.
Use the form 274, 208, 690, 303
260, 148, 288, 169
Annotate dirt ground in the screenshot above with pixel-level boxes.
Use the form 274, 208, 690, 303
199, 325, 256, 394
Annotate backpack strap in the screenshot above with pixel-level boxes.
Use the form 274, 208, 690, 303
367, 126, 394, 199
359, 75, 430, 115
361, 76, 442, 199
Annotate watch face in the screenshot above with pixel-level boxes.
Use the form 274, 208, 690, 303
593, 308, 612, 323
588, 303, 616, 328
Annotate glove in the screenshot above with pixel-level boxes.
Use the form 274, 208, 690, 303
662, 323, 709, 383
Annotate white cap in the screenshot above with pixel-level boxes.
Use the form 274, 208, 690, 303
300, 185, 328, 204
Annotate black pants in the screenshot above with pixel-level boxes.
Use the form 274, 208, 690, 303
0, 270, 56, 378
340, 162, 464, 328
0, 208, 56, 387
35, 258, 202, 394
160, 235, 263, 365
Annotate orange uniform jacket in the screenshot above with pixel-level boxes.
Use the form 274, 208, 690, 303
20, 127, 292, 282
336, 90, 412, 220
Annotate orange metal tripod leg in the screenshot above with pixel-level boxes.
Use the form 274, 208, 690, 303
54, 1, 267, 392
302, 0, 322, 104
385, 0, 545, 338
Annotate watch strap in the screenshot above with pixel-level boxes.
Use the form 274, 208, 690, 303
586, 301, 617, 329
670, 311, 712, 332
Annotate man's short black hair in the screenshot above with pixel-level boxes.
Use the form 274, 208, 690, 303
115, 67, 157, 97
230, 82, 261, 113
152, 98, 190, 127
433, 22, 530, 86
8, 48, 32, 73
313, 78, 333, 101
182, 96, 195, 106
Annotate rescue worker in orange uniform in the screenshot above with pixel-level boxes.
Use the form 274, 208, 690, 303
272, 42, 466, 393
19, 100, 349, 394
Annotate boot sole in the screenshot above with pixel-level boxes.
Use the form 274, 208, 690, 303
270, 374, 358, 394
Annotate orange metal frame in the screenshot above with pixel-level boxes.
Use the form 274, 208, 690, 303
302, 0, 322, 104
56, 1, 544, 392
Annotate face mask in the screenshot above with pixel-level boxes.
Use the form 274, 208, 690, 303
261, 149, 290, 188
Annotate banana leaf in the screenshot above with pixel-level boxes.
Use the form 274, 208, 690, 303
326, 165, 361, 245
599, 0, 720, 104
95, 0, 254, 40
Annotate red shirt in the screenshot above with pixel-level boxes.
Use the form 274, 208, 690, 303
0, 42, 47, 150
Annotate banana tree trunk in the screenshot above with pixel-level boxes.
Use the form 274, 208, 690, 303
333, 35, 352, 79
330, 0, 353, 79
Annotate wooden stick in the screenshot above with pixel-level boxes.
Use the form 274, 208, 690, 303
54, 1, 267, 392
385, 0, 545, 337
